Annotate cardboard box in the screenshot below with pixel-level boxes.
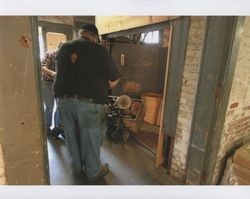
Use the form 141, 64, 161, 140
141, 93, 162, 125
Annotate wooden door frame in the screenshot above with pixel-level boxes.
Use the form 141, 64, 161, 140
38, 21, 73, 52
31, 16, 51, 184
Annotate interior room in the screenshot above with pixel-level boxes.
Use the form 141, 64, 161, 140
0, 16, 250, 185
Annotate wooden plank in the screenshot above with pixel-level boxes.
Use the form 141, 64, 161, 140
155, 25, 173, 168
96, 16, 179, 35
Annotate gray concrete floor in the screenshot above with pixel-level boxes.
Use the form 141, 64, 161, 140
47, 136, 178, 185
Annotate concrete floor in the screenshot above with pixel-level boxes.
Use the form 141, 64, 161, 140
47, 136, 178, 185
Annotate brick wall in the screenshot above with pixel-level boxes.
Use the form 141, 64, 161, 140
169, 17, 207, 181
0, 144, 7, 185
212, 17, 250, 184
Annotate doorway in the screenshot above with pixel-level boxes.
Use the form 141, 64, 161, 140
33, 17, 181, 184
103, 23, 172, 156
38, 22, 72, 130
37, 21, 74, 183
34, 18, 178, 185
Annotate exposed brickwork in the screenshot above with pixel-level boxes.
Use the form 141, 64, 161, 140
213, 17, 250, 184
169, 17, 207, 180
230, 102, 239, 109
0, 144, 7, 185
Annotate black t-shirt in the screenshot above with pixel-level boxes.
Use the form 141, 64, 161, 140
54, 38, 121, 104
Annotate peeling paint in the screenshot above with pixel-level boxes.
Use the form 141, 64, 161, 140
18, 35, 31, 48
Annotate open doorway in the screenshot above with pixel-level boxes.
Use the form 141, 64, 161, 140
36, 21, 74, 184
38, 22, 72, 132
102, 23, 171, 156
34, 17, 176, 185
38, 27, 67, 60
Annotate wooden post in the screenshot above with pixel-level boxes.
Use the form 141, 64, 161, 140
156, 25, 173, 168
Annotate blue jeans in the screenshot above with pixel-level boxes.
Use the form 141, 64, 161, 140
58, 98, 107, 177
42, 80, 60, 129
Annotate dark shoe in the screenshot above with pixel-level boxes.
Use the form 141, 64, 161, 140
60, 131, 66, 139
48, 127, 60, 139
72, 170, 86, 178
72, 170, 88, 184
54, 126, 65, 139
87, 163, 109, 182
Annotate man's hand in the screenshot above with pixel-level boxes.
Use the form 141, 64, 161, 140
42, 66, 56, 78
51, 71, 57, 77
108, 78, 120, 89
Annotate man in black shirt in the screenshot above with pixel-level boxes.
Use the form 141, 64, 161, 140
54, 23, 121, 182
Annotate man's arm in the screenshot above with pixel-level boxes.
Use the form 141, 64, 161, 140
41, 52, 56, 77
42, 66, 56, 77
103, 48, 122, 89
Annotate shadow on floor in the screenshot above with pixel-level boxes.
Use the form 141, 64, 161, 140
130, 131, 159, 154
47, 136, 178, 185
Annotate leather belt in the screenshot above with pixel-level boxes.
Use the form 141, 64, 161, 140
42, 79, 54, 82
59, 95, 102, 104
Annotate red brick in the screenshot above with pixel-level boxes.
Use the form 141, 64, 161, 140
243, 106, 250, 111
230, 102, 239, 109
231, 121, 249, 130
175, 133, 182, 141
228, 116, 250, 127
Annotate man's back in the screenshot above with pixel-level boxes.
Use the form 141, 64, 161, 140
54, 38, 120, 104
55, 23, 121, 182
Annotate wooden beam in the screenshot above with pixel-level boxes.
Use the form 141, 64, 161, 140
96, 16, 179, 35
156, 25, 173, 168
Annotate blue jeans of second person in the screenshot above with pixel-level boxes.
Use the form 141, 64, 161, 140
57, 98, 107, 177
42, 80, 60, 129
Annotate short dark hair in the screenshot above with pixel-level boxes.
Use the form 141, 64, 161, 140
80, 23, 99, 36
